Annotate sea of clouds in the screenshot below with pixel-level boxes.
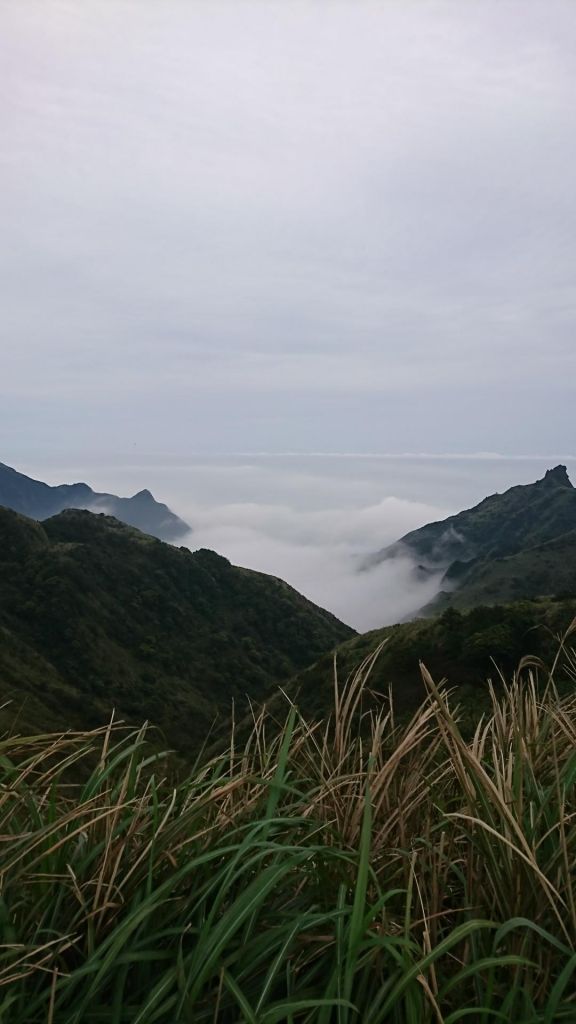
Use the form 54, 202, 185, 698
164, 454, 576, 630
180, 493, 448, 630
38, 453, 576, 631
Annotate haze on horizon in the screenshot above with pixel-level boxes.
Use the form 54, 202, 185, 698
2, 0, 576, 465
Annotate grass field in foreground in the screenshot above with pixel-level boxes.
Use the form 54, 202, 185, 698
1, 631, 576, 1022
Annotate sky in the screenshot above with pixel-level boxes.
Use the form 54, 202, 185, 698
2, 0, 576, 462
2, 2, 576, 627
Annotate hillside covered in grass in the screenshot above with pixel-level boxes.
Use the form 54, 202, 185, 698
0, 506, 353, 751
2, 650, 575, 1022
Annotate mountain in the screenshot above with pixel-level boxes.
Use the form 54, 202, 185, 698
367, 465, 576, 612
0, 461, 190, 542
0, 506, 353, 750
427, 528, 576, 613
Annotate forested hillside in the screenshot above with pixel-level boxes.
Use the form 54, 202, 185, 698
287, 597, 576, 724
0, 506, 353, 749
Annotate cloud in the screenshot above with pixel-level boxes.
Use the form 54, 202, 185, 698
183, 493, 448, 630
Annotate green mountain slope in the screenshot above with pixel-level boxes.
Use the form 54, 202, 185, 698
370, 465, 575, 568
0, 460, 190, 542
427, 528, 576, 613
286, 598, 576, 725
0, 507, 354, 749
366, 465, 576, 612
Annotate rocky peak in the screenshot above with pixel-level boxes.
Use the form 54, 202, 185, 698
538, 465, 572, 489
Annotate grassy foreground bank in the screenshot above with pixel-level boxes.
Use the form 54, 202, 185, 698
1, 643, 576, 1022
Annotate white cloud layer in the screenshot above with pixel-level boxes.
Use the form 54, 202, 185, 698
182, 494, 448, 630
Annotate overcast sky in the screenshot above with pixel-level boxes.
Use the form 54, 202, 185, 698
2, 0, 576, 464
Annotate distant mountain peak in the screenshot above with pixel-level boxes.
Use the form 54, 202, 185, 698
365, 464, 576, 614
0, 461, 190, 542
539, 465, 572, 488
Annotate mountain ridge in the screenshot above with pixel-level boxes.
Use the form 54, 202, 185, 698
366, 465, 576, 611
0, 461, 190, 542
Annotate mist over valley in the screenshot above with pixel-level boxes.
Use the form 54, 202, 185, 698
15, 452, 576, 630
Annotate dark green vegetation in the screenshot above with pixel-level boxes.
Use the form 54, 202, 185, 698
0, 460, 190, 541
2, 650, 576, 1022
0, 507, 353, 752
288, 597, 576, 725
366, 465, 576, 613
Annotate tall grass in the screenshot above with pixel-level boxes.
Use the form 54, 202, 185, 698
1, 641, 575, 1022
